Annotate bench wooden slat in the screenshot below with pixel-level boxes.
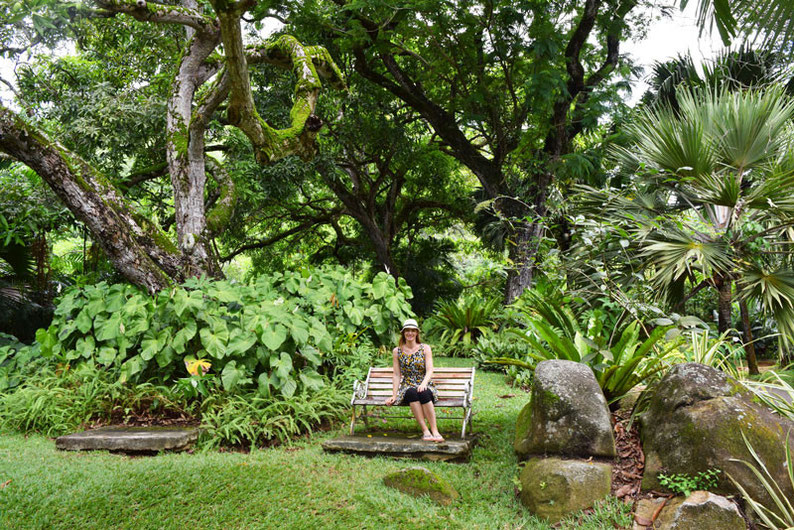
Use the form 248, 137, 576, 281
370, 373, 473, 379
367, 383, 468, 390
354, 397, 466, 407
370, 367, 473, 373
369, 376, 471, 385
367, 388, 466, 396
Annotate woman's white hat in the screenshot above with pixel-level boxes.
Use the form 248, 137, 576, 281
401, 318, 420, 332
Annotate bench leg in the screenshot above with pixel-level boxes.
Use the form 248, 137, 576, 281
461, 406, 473, 438
363, 405, 369, 428
349, 406, 357, 435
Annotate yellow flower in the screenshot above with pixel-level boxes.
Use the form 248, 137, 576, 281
185, 358, 211, 376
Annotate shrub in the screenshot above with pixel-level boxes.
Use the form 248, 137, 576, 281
0, 363, 189, 436
425, 296, 500, 355
198, 385, 348, 448
30, 267, 413, 397
487, 285, 681, 402
658, 469, 722, 496
0, 334, 48, 391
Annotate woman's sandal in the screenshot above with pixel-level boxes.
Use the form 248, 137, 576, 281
431, 435, 445, 443
421, 433, 435, 441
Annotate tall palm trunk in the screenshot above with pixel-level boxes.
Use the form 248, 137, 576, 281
739, 299, 760, 375
716, 274, 733, 333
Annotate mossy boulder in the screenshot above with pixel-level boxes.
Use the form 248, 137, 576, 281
519, 457, 612, 523
382, 466, 459, 506
639, 363, 794, 514
515, 360, 615, 459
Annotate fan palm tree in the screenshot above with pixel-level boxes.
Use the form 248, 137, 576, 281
595, 86, 794, 367
683, 0, 794, 51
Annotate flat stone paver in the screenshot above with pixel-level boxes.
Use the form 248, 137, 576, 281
56, 426, 199, 452
322, 435, 474, 462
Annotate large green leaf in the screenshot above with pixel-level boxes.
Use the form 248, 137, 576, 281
299, 370, 325, 391
200, 326, 228, 359
280, 376, 297, 398
221, 360, 250, 391
172, 319, 197, 354
75, 335, 95, 359
227, 328, 257, 356
260, 324, 287, 351
95, 312, 124, 342
74, 308, 93, 334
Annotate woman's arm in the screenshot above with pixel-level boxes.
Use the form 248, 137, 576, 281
386, 347, 400, 405
417, 345, 434, 392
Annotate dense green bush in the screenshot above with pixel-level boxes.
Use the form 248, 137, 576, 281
0, 332, 47, 391
20, 267, 413, 398
485, 285, 682, 402
0, 361, 347, 446
424, 296, 500, 356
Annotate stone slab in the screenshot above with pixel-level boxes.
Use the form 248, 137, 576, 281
322, 435, 474, 462
56, 426, 199, 452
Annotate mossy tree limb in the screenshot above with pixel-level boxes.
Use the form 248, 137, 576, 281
211, 0, 346, 164
0, 105, 182, 293
94, 0, 218, 33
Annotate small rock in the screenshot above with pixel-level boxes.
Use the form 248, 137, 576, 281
519, 457, 612, 523
515, 360, 615, 459
652, 491, 745, 530
383, 466, 459, 506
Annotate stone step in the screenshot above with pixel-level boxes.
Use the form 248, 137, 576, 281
322, 434, 474, 462
56, 426, 199, 453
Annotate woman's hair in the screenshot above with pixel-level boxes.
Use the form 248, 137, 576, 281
398, 329, 422, 348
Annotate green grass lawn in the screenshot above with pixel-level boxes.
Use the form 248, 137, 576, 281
0, 358, 631, 529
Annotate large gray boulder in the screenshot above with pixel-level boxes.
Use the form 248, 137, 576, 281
639, 363, 794, 514
515, 360, 615, 459
519, 457, 612, 523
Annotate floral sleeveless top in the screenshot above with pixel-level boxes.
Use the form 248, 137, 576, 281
396, 344, 438, 405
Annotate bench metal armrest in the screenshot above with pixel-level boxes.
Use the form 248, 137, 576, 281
352, 380, 367, 403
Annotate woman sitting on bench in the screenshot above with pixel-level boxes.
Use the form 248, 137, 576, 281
385, 319, 445, 442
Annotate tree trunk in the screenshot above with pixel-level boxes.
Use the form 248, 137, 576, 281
505, 221, 543, 304
739, 298, 760, 375
716, 274, 733, 334
0, 106, 183, 293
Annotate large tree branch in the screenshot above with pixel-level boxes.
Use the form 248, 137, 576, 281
204, 157, 235, 235
0, 106, 182, 292
210, 1, 345, 164
94, 0, 218, 32
221, 212, 339, 261
569, 0, 637, 140
353, 49, 504, 198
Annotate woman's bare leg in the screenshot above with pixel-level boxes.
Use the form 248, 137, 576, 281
422, 401, 443, 439
409, 401, 430, 435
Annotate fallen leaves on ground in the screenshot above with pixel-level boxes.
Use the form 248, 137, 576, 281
611, 410, 644, 503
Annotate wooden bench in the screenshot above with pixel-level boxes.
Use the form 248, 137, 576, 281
350, 366, 475, 437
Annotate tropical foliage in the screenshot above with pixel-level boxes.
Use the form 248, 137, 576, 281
424, 296, 501, 355
485, 286, 681, 402
579, 86, 794, 363
10, 268, 412, 397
